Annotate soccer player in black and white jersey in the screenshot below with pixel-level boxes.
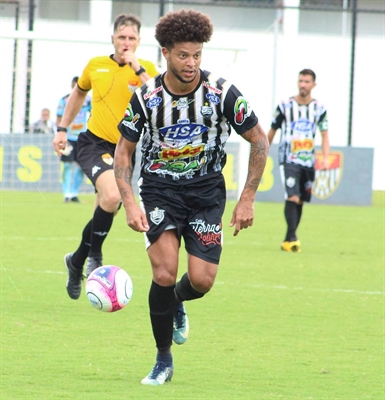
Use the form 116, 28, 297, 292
268, 69, 330, 253
114, 9, 269, 386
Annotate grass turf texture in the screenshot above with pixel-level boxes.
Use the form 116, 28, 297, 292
1, 191, 384, 399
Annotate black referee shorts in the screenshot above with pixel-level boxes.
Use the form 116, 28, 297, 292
77, 130, 135, 187
138, 174, 226, 264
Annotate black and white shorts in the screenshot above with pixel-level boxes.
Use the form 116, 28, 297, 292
280, 162, 315, 202
138, 174, 226, 264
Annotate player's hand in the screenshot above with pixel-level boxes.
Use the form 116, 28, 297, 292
52, 131, 67, 155
125, 204, 149, 233
122, 50, 139, 72
319, 157, 329, 170
229, 200, 254, 237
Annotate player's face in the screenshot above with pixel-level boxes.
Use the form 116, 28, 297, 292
112, 24, 140, 59
164, 42, 203, 85
297, 74, 316, 97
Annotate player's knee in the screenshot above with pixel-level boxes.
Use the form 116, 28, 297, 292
100, 191, 121, 211
191, 277, 214, 294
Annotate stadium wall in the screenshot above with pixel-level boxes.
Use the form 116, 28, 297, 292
0, 135, 373, 206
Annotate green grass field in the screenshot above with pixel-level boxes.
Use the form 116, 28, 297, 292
1, 191, 384, 399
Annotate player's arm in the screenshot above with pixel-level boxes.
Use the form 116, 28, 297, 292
320, 130, 330, 169
318, 110, 329, 169
114, 136, 149, 233
267, 104, 283, 145
229, 122, 269, 236
267, 128, 277, 145
52, 86, 88, 153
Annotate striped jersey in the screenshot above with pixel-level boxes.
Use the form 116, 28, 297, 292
118, 69, 258, 183
271, 97, 328, 168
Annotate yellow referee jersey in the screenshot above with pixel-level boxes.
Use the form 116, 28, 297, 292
78, 55, 158, 144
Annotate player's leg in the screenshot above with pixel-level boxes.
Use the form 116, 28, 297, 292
85, 169, 121, 276
141, 230, 179, 386
62, 161, 72, 202
280, 163, 302, 252
71, 162, 83, 202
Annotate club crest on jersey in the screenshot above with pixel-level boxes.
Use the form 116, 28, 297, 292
128, 80, 139, 93
201, 103, 213, 120
312, 151, 343, 200
149, 207, 165, 225
234, 96, 251, 125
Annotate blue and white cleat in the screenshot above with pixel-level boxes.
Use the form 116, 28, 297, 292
141, 362, 174, 386
173, 303, 189, 345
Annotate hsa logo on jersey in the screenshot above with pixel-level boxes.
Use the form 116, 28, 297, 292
312, 151, 343, 199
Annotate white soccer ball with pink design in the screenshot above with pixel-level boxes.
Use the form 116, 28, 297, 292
86, 265, 133, 312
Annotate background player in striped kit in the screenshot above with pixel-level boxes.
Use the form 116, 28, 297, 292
267, 68, 330, 252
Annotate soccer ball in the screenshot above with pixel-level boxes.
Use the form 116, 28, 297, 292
85, 265, 133, 312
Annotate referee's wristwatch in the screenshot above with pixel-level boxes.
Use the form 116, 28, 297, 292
135, 66, 146, 76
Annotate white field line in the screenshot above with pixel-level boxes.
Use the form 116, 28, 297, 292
6, 268, 384, 296
214, 282, 385, 296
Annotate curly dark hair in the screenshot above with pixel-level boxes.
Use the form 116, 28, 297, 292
155, 9, 213, 49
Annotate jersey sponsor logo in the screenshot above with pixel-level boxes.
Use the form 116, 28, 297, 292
291, 139, 314, 153
177, 119, 190, 124
96, 69, 109, 72
201, 104, 213, 120
160, 144, 205, 160
149, 207, 165, 225
159, 123, 209, 139
189, 219, 222, 246
203, 81, 222, 94
102, 153, 113, 166
234, 96, 251, 125
147, 156, 207, 178
291, 119, 314, 132
312, 151, 343, 200
172, 98, 194, 110
144, 86, 163, 100
205, 93, 220, 105
146, 97, 162, 109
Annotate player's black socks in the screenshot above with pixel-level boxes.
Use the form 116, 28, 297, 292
149, 281, 175, 351
296, 203, 303, 227
88, 206, 114, 257
175, 273, 205, 302
284, 200, 298, 242
71, 218, 92, 269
